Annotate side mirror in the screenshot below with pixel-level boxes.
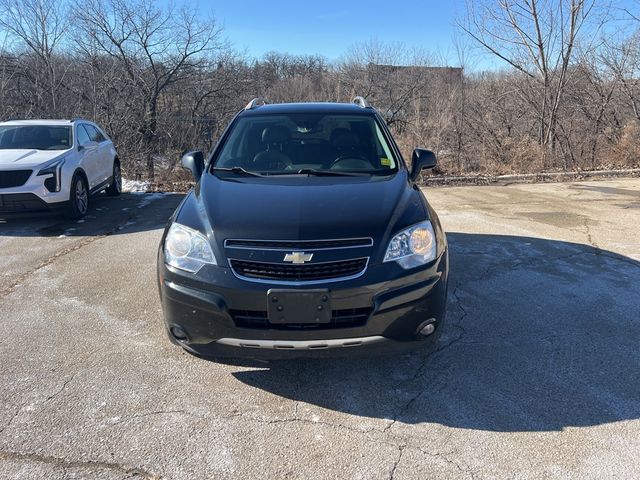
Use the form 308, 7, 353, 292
181, 150, 205, 181
410, 148, 437, 182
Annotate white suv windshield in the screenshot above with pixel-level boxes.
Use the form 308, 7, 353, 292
213, 114, 398, 174
0, 125, 72, 151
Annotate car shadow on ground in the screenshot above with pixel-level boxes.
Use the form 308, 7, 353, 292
232, 233, 640, 432
0, 192, 185, 237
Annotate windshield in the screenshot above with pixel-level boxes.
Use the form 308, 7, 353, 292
212, 113, 398, 175
0, 125, 73, 151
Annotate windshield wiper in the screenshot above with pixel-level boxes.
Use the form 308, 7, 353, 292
293, 168, 369, 177
211, 166, 263, 177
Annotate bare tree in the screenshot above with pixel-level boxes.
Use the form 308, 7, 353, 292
75, 0, 223, 178
461, 0, 600, 159
0, 0, 69, 114
601, 25, 640, 122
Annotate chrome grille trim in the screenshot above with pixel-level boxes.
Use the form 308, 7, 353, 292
224, 237, 373, 251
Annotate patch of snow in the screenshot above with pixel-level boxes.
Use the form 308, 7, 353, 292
122, 178, 151, 193
137, 192, 167, 208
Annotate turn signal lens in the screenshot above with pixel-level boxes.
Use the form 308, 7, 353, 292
409, 227, 433, 255
384, 221, 437, 269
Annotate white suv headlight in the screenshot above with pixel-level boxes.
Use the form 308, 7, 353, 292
164, 223, 216, 273
37, 157, 66, 192
383, 221, 437, 269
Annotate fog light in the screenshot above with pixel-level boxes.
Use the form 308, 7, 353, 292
417, 319, 437, 337
170, 326, 188, 341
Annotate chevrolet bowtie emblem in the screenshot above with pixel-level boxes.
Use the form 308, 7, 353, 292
283, 252, 313, 264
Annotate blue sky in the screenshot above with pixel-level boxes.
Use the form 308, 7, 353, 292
174, 0, 639, 69
203, 0, 463, 64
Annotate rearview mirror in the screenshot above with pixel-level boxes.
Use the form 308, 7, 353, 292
181, 150, 205, 181
410, 148, 437, 182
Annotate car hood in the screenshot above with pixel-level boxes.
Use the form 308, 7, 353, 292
0, 149, 67, 168
181, 171, 428, 261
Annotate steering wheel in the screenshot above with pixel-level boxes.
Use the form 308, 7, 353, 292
272, 158, 293, 170
329, 155, 371, 169
251, 155, 291, 171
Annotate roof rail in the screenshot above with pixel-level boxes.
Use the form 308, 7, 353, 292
244, 97, 268, 110
352, 96, 371, 108
70, 118, 86, 122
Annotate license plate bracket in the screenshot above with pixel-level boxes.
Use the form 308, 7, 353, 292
267, 289, 332, 324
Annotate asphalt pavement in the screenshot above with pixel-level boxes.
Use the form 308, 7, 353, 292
0, 179, 639, 479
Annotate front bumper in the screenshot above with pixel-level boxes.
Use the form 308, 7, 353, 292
158, 246, 449, 359
0, 172, 69, 216
0, 193, 67, 215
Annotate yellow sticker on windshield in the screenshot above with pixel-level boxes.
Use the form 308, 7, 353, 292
380, 157, 391, 167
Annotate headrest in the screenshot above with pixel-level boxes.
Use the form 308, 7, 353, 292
330, 128, 359, 149
262, 126, 291, 144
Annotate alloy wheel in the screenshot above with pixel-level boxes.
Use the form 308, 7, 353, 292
76, 179, 88, 214
114, 164, 122, 193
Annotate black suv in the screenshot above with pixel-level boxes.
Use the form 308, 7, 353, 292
158, 97, 449, 359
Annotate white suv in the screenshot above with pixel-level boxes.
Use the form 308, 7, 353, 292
0, 119, 121, 218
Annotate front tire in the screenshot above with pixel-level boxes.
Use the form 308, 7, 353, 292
65, 173, 89, 219
106, 160, 122, 197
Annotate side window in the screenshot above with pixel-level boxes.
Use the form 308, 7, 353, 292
85, 124, 106, 143
77, 125, 91, 147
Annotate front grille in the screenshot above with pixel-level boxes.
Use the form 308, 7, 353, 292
230, 307, 372, 330
230, 257, 368, 282
0, 170, 32, 188
225, 238, 372, 250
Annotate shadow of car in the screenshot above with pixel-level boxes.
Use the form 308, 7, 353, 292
230, 232, 640, 432
0, 192, 185, 237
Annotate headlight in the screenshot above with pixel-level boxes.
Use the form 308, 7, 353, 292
37, 158, 65, 192
164, 223, 216, 273
37, 157, 65, 176
383, 221, 437, 269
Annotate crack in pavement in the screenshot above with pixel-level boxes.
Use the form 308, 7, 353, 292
0, 405, 23, 436
381, 325, 466, 434
414, 446, 477, 480
209, 408, 481, 479
388, 444, 406, 480
223, 410, 381, 435
0, 450, 161, 479
104, 406, 382, 436
582, 217, 600, 252
42, 345, 108, 406
383, 281, 469, 435
385, 441, 479, 480
108, 409, 206, 427
0, 345, 107, 438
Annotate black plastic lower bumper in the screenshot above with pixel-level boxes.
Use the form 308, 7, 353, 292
0, 193, 65, 216
158, 250, 449, 359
